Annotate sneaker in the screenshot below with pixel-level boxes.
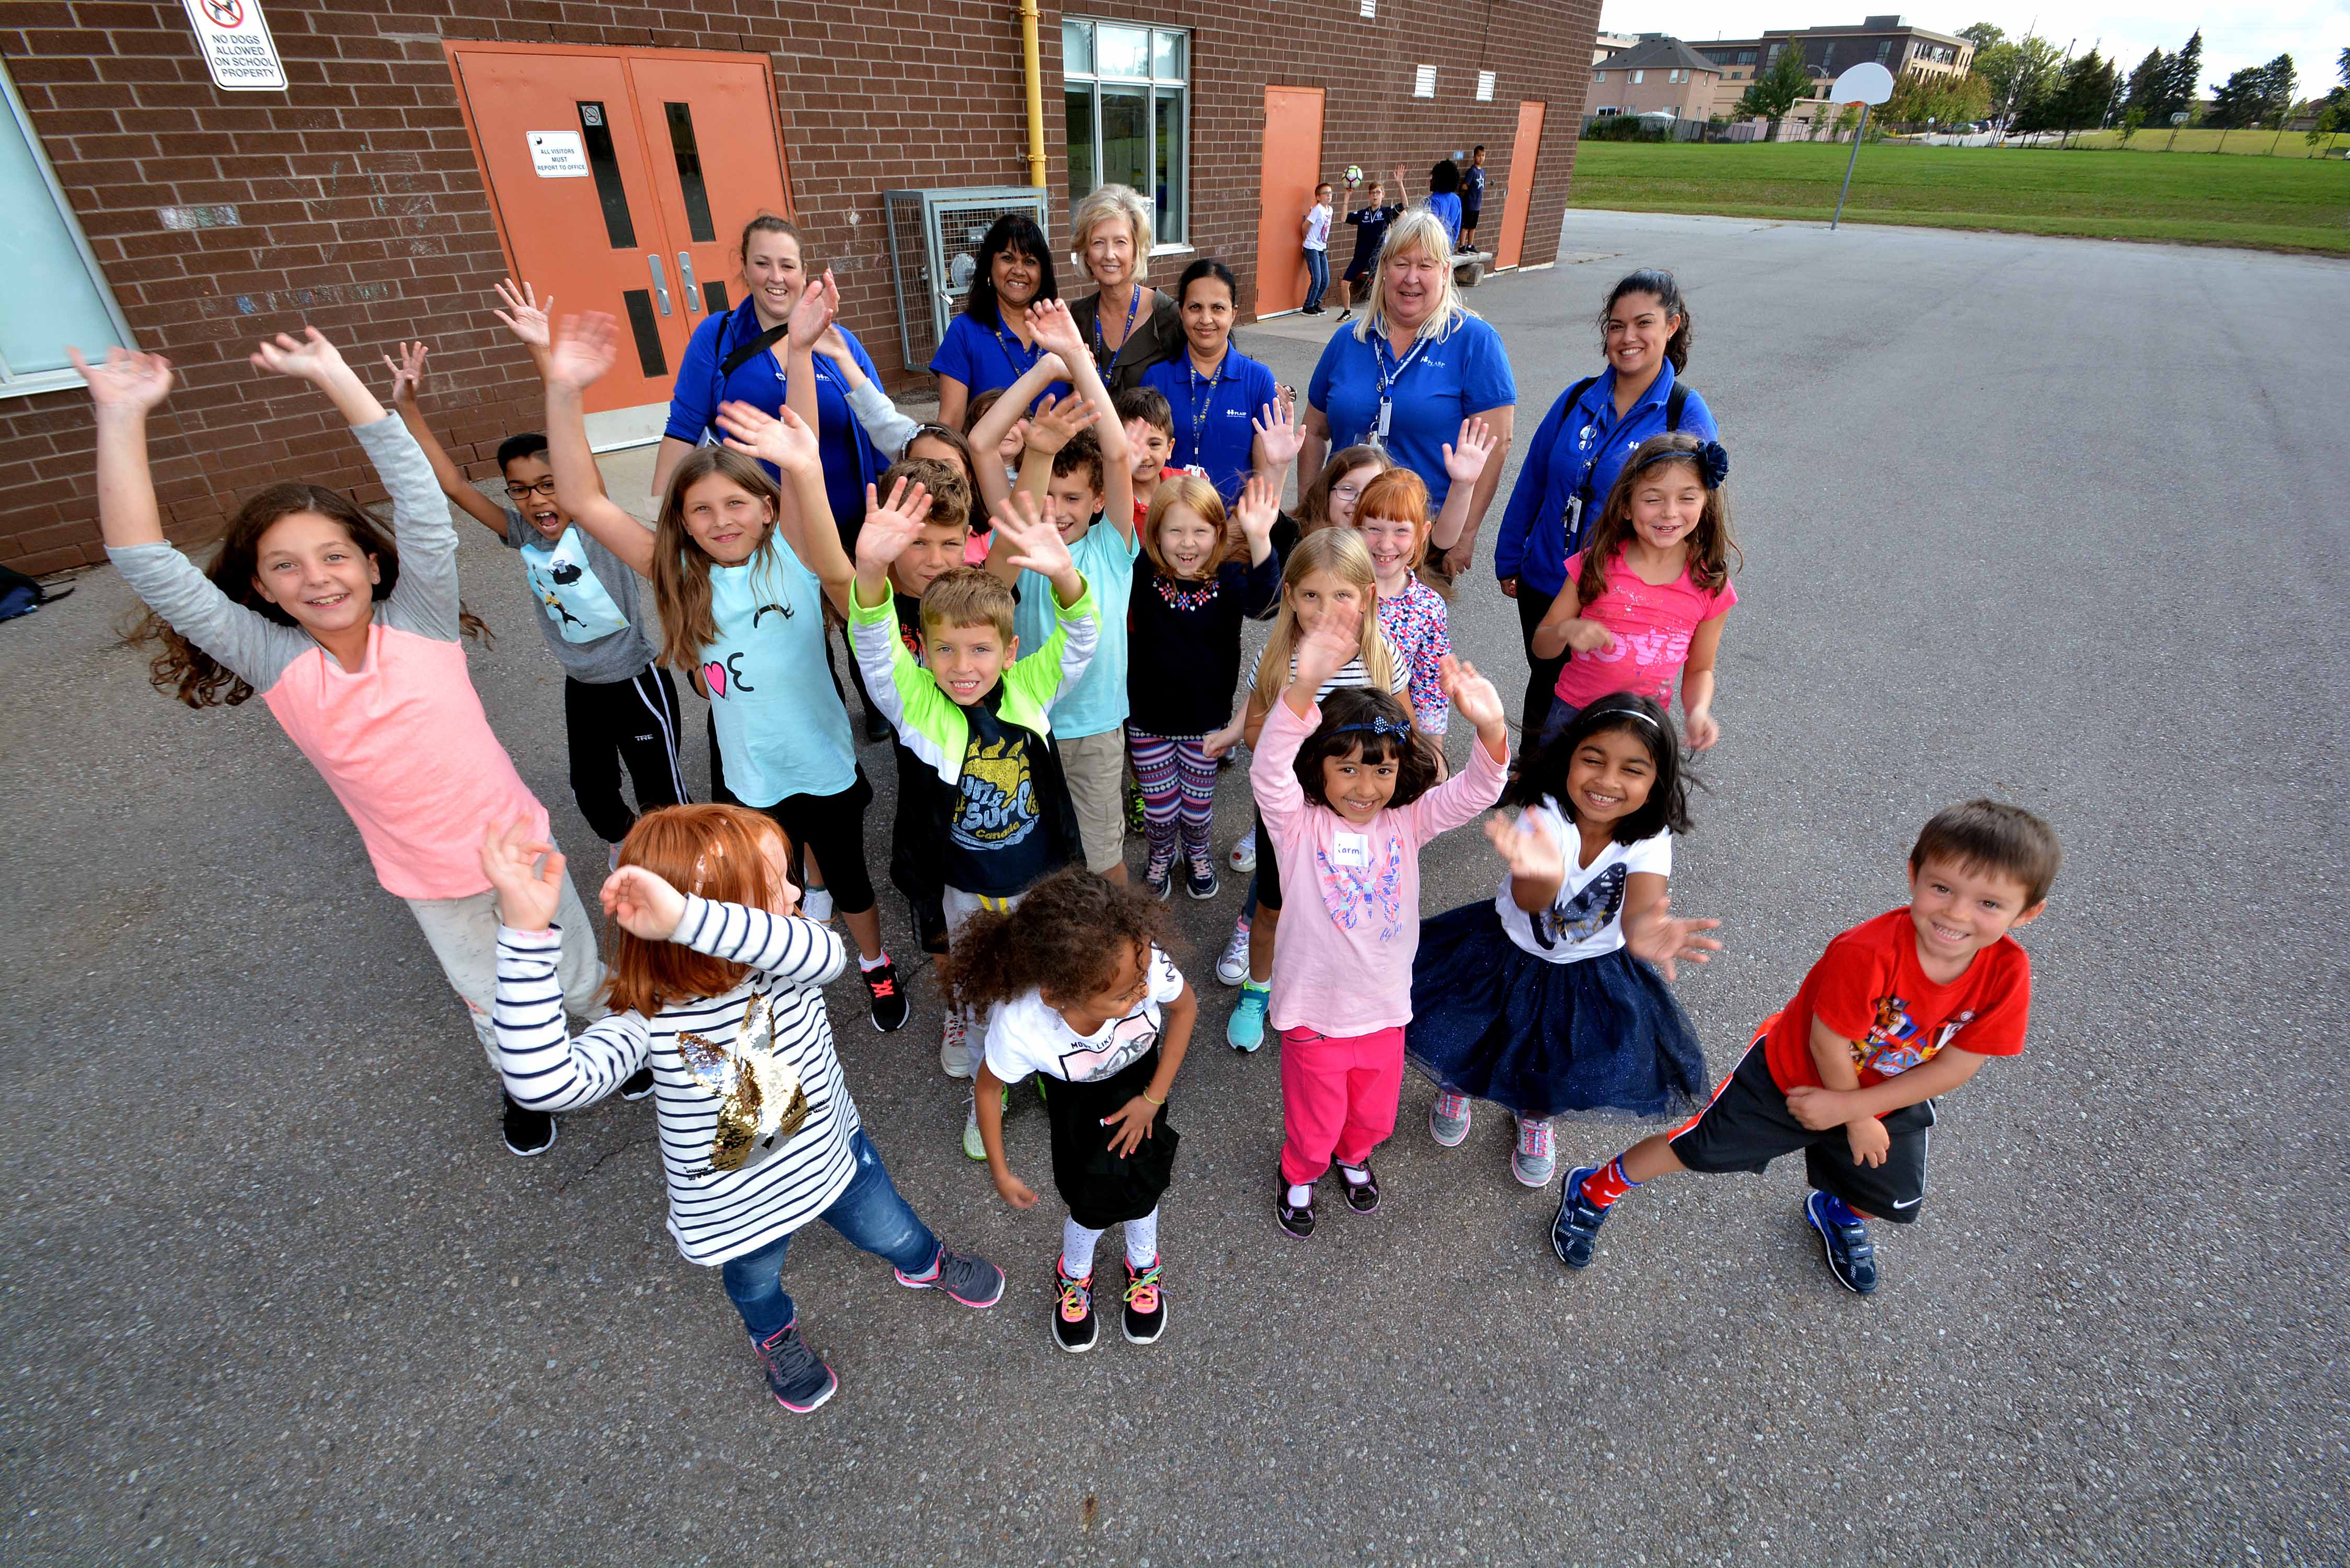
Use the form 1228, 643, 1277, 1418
1214, 918, 1253, 986
1805, 1191, 1880, 1296
1226, 980, 1269, 1052
1340, 1163, 1381, 1214
1121, 1256, 1167, 1344
1335, 307, 1354, 324
861, 960, 908, 1032
750, 1318, 836, 1414
1052, 1262, 1099, 1353
1185, 860, 1219, 900
1512, 1116, 1557, 1187
619, 1066, 656, 1102
940, 1011, 971, 1077
861, 706, 894, 744
1124, 779, 1147, 835
502, 1093, 556, 1157
1227, 832, 1257, 874
1551, 1166, 1612, 1270
1429, 1090, 1472, 1147
962, 1099, 986, 1161
896, 1243, 1006, 1308
1145, 863, 1173, 902
1276, 1173, 1316, 1239
801, 886, 834, 923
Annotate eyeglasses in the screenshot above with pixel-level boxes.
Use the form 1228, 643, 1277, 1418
1331, 483, 1363, 501
504, 477, 559, 500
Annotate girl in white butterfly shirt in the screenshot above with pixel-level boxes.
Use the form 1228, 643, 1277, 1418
1406, 694, 1725, 1189
480, 803, 1003, 1418
951, 869, 1198, 1355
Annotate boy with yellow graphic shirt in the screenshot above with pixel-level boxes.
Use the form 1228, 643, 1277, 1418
848, 486, 1097, 1158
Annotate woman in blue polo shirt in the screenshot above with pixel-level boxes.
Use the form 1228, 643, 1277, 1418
930, 212, 1067, 430
1139, 258, 1281, 503
1492, 267, 1718, 734
654, 215, 889, 549
1301, 207, 1518, 581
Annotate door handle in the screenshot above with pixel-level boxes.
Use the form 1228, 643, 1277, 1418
678, 252, 699, 313
647, 254, 672, 316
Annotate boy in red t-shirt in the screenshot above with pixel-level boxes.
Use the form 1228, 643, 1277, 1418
1553, 800, 2060, 1295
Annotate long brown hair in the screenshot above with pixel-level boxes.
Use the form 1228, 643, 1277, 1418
1246, 527, 1397, 723
126, 484, 489, 708
651, 447, 783, 672
604, 804, 788, 1016
1298, 443, 1390, 532
1573, 433, 1740, 611
942, 867, 1166, 1014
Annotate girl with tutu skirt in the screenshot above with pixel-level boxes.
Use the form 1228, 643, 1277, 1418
1407, 692, 1725, 1187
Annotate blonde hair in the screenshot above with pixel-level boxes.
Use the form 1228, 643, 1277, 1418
1070, 185, 1155, 280
651, 448, 782, 674
1141, 471, 1237, 582
918, 566, 1017, 643
1352, 207, 1474, 347
1247, 528, 1399, 720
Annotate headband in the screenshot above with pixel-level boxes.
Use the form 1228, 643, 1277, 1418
1591, 706, 1662, 732
1335, 716, 1412, 739
1634, 440, 1731, 491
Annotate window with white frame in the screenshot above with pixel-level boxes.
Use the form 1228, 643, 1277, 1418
1630, 69, 1644, 83
1064, 19, 1190, 248
0, 57, 133, 397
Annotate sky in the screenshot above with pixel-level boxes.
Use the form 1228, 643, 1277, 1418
1600, 2, 2350, 98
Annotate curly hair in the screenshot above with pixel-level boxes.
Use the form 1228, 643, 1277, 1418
1294, 687, 1441, 812
943, 867, 1168, 1015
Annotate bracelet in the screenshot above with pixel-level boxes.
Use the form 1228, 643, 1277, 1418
1142, 1090, 1166, 1106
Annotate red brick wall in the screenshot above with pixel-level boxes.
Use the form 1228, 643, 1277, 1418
0, 0, 1595, 571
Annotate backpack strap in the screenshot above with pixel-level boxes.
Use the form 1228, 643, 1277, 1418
1665, 381, 1689, 432
719, 318, 792, 380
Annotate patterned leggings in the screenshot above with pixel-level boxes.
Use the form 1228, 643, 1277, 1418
1127, 727, 1218, 879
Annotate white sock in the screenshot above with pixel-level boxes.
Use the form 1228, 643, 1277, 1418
1061, 1215, 1104, 1276
1123, 1207, 1160, 1268
802, 886, 834, 921
1285, 1182, 1315, 1207
859, 947, 892, 972
1337, 1162, 1370, 1186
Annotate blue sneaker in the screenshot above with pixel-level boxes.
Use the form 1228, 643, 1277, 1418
1551, 1166, 1612, 1270
1805, 1192, 1879, 1295
1226, 980, 1269, 1052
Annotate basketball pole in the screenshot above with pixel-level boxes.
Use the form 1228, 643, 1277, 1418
1831, 102, 1870, 230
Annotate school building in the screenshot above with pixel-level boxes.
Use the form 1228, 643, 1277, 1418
0, 0, 1602, 574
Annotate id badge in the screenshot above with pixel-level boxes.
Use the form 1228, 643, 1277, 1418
1373, 398, 1392, 444
1563, 493, 1584, 549
1332, 831, 1372, 869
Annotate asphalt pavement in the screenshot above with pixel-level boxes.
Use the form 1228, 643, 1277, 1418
4, 209, 2346, 1566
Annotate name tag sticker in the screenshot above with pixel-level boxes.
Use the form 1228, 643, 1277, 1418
1332, 832, 1371, 869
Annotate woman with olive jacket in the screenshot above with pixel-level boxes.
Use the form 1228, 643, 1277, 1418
1064, 185, 1184, 394
1492, 268, 1719, 735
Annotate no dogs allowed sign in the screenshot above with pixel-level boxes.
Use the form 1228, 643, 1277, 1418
180, 0, 287, 91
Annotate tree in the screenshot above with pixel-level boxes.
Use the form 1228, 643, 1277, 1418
2037, 48, 2118, 142
2158, 30, 2203, 118
2119, 105, 2145, 143
1957, 22, 2005, 53
1977, 34, 2061, 132
2259, 54, 2298, 124
1885, 68, 1991, 129
2206, 67, 2266, 130
2122, 47, 2168, 118
1738, 41, 1816, 136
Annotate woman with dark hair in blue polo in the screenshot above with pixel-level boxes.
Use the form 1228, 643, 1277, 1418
1139, 258, 1282, 503
1492, 267, 1719, 735
930, 212, 1068, 430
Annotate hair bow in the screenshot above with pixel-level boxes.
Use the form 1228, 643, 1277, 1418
1694, 441, 1730, 491
1335, 716, 1412, 739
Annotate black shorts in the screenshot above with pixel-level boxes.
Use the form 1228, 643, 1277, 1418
1342, 252, 1376, 285
1252, 806, 1283, 911
706, 711, 878, 915
1667, 1035, 1935, 1223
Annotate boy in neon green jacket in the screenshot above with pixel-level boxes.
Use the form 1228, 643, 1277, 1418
850, 487, 1099, 1155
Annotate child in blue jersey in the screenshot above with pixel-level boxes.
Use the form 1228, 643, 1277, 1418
1424, 159, 1465, 247
1458, 146, 1489, 250
1337, 168, 1408, 324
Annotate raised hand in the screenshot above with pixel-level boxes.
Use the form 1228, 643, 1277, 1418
1443, 416, 1495, 485
1022, 390, 1098, 456
1622, 892, 1723, 983
787, 268, 838, 351
992, 489, 1074, 581
1234, 474, 1280, 551
491, 278, 553, 349
548, 312, 620, 391
600, 863, 688, 942
854, 475, 934, 578
1253, 390, 1305, 470
478, 819, 566, 933
1482, 809, 1565, 885
715, 399, 820, 476
382, 340, 429, 406
1293, 602, 1361, 695
1441, 654, 1505, 730
1026, 297, 1087, 363
70, 345, 174, 415
248, 326, 352, 385
813, 324, 856, 364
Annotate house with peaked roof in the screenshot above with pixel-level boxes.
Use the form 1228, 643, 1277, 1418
1589, 37, 1725, 120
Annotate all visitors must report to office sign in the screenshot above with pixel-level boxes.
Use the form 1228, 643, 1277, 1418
179, 0, 287, 92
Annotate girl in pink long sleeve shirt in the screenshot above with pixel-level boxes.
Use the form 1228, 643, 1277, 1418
1252, 612, 1510, 1239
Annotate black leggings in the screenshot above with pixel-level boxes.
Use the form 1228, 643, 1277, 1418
1516, 584, 1568, 740
563, 667, 688, 843
705, 710, 879, 915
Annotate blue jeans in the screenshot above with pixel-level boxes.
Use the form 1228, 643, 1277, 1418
1304, 249, 1329, 309
718, 1129, 938, 1340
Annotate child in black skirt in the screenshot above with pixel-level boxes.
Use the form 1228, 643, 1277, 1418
954, 869, 1199, 1352
1406, 693, 1725, 1186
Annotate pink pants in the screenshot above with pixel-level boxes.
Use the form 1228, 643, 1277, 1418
1278, 1025, 1407, 1186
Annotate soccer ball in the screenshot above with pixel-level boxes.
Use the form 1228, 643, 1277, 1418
1345, 165, 1363, 188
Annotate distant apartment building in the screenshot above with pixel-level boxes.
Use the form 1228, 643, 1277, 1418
1593, 30, 1642, 64
1695, 15, 1974, 119
1588, 37, 1724, 119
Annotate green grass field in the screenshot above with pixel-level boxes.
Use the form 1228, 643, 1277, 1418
2066, 127, 2350, 157
1567, 142, 2350, 253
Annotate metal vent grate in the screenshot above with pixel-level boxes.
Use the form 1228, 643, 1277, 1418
881, 187, 1051, 374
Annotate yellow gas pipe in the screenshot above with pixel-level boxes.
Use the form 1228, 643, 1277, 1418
1019, 0, 1047, 187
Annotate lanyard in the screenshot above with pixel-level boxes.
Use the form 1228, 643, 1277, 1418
1186, 350, 1229, 458
1368, 330, 1430, 446
992, 321, 1041, 384
1092, 286, 1141, 370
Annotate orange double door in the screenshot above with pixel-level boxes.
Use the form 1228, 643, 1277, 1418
447, 42, 794, 414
